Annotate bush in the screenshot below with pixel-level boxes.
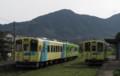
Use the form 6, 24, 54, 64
114, 69, 120, 76
108, 50, 116, 55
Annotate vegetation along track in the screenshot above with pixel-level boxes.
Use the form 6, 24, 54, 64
0, 57, 99, 76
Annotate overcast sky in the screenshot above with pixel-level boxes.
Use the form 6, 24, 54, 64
0, 0, 120, 24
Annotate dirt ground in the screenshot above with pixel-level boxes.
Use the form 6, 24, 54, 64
96, 55, 120, 76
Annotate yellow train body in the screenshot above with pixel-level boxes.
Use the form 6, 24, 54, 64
15, 37, 79, 67
84, 40, 106, 64
15, 37, 64, 63
15, 38, 43, 62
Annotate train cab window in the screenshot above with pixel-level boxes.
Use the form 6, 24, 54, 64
24, 44, 29, 51
92, 46, 96, 51
98, 43, 103, 52
85, 42, 90, 52
16, 40, 22, 52
30, 40, 38, 52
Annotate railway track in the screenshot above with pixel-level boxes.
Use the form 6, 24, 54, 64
0, 61, 15, 72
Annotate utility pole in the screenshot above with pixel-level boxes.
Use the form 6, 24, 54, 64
13, 21, 16, 38
13, 21, 16, 60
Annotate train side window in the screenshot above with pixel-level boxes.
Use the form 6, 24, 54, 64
51, 45, 53, 52
85, 42, 90, 52
57, 46, 59, 52
58, 46, 60, 52
54, 46, 55, 52
59, 46, 61, 52
61, 47, 63, 52
47, 45, 50, 52
56, 46, 57, 52
51, 45, 52, 52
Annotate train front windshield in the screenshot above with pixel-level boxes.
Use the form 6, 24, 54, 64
16, 40, 22, 52
30, 40, 38, 51
97, 42, 103, 52
85, 42, 90, 52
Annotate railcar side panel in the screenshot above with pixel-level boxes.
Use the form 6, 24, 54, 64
66, 43, 79, 58
46, 41, 63, 61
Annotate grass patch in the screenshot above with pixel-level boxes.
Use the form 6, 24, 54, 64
0, 57, 99, 76
107, 50, 116, 55
114, 69, 120, 76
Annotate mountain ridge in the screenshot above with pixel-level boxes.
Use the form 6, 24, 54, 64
0, 9, 120, 42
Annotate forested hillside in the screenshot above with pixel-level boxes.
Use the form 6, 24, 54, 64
0, 9, 120, 42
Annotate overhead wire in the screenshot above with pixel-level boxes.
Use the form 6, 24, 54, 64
0, 17, 12, 23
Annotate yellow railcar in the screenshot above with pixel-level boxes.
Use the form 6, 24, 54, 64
15, 37, 79, 67
84, 40, 107, 64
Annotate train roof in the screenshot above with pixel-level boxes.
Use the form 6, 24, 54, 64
15, 37, 79, 45
84, 40, 105, 43
66, 42, 79, 46
16, 37, 63, 44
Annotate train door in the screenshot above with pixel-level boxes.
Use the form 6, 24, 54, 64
97, 42, 104, 60
84, 42, 91, 60
29, 39, 39, 62
15, 40, 23, 61
23, 39, 30, 62
91, 41, 97, 60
